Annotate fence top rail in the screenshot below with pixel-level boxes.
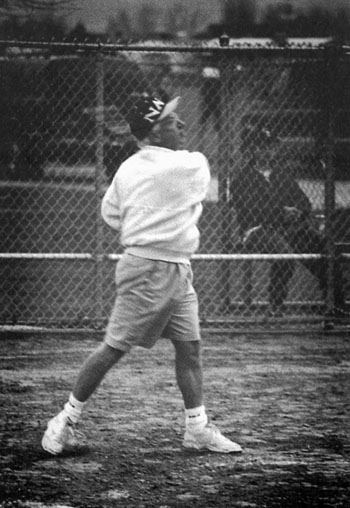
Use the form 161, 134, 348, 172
2, 253, 350, 260
0, 38, 344, 58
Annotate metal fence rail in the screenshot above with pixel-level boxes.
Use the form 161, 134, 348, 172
0, 39, 349, 332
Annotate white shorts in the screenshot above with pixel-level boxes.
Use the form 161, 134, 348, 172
104, 254, 201, 352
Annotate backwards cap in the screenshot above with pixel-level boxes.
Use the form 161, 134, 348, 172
127, 95, 180, 140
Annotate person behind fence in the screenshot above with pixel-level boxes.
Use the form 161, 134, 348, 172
200, 59, 222, 133
41, 94, 242, 456
230, 127, 347, 316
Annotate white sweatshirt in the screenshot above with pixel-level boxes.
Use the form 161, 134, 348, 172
101, 145, 210, 263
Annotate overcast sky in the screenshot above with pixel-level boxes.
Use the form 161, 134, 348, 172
65, 0, 350, 34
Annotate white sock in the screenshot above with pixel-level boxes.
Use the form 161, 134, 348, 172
185, 405, 208, 433
63, 393, 85, 424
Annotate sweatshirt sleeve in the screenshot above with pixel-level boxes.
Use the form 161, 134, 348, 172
101, 180, 121, 230
186, 152, 211, 200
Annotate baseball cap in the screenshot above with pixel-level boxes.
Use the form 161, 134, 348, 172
127, 94, 180, 140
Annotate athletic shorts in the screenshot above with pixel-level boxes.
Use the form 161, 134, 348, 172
104, 253, 200, 352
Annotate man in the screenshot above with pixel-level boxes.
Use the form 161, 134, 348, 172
230, 128, 346, 316
42, 95, 242, 455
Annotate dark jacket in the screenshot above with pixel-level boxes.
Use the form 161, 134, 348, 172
230, 163, 312, 233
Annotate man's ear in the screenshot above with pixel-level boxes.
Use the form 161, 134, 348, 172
137, 132, 153, 147
149, 126, 162, 145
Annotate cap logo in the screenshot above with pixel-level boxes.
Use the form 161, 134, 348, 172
144, 98, 165, 124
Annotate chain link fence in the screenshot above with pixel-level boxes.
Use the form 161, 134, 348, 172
0, 40, 349, 332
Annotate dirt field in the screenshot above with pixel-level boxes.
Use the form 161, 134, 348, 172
0, 331, 349, 508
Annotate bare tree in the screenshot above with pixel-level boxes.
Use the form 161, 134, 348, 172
165, 2, 188, 37
0, 0, 79, 18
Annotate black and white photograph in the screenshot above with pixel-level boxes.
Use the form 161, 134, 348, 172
0, 1, 349, 507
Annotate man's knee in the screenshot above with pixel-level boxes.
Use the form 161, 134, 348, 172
96, 342, 125, 367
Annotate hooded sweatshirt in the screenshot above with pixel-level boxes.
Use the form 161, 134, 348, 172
101, 145, 210, 263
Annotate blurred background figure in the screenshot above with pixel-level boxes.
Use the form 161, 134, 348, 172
200, 57, 222, 134
230, 128, 347, 316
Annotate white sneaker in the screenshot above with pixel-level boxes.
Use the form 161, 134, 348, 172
183, 423, 242, 453
41, 410, 78, 455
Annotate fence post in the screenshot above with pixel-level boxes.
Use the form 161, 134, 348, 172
323, 45, 339, 322
94, 52, 106, 327
217, 47, 233, 313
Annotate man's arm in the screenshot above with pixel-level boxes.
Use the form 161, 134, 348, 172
101, 180, 121, 231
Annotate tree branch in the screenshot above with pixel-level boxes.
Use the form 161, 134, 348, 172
0, 0, 79, 15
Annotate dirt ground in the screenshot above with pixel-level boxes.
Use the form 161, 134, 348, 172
0, 331, 349, 508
